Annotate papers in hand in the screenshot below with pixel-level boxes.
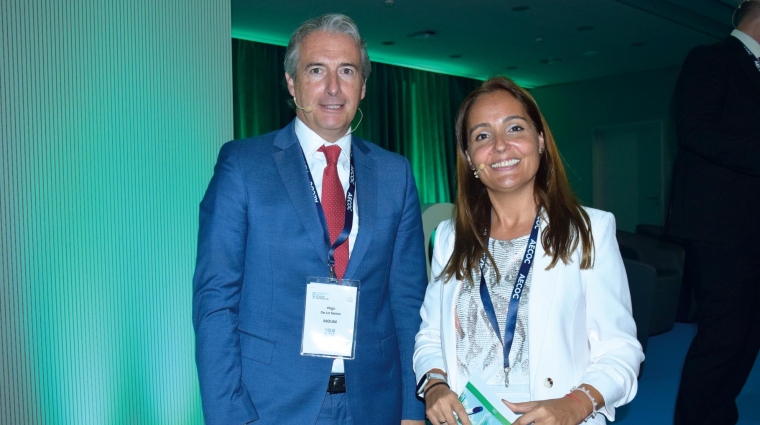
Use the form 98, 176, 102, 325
456, 375, 519, 425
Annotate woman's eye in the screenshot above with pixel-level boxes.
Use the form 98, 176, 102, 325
508, 125, 524, 132
474, 133, 489, 141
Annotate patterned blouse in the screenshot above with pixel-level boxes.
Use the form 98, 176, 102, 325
455, 235, 533, 400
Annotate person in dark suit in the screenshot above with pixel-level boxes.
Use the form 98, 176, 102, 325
192, 14, 427, 425
667, 1, 760, 423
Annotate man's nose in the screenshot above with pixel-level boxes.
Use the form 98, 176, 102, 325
325, 72, 341, 96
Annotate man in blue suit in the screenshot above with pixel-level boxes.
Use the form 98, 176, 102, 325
193, 14, 427, 425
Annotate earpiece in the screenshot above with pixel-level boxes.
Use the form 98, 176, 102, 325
293, 97, 313, 113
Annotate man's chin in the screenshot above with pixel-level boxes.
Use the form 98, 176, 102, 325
314, 120, 353, 133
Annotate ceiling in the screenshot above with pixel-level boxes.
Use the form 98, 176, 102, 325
231, 0, 740, 88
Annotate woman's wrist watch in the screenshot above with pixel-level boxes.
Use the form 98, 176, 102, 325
415, 372, 448, 399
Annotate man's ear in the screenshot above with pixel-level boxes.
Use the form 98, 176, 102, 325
285, 73, 295, 97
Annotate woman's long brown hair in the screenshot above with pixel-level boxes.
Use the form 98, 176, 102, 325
440, 77, 594, 283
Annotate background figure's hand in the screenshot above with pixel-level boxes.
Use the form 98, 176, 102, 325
425, 384, 471, 425
504, 396, 586, 425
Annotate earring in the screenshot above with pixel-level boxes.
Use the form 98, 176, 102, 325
474, 169, 480, 179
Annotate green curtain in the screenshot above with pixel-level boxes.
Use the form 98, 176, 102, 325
232, 38, 481, 203
232, 39, 295, 139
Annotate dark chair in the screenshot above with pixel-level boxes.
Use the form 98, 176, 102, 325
623, 258, 656, 377
617, 230, 684, 335
618, 244, 640, 261
635, 224, 696, 322
635, 224, 665, 239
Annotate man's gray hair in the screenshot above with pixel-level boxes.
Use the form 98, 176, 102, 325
284, 14, 371, 82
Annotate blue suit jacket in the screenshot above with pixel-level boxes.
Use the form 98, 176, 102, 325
193, 120, 427, 424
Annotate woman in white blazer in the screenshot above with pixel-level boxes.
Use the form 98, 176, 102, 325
413, 77, 643, 425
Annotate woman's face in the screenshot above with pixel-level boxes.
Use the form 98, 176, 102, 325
465, 90, 545, 197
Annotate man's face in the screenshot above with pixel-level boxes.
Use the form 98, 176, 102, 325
286, 31, 366, 143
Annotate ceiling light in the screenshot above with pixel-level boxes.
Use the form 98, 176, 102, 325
384, 0, 394, 6
583, 50, 598, 56
408, 30, 437, 39
535, 37, 543, 42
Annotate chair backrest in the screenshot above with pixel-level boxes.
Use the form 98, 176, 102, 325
623, 258, 656, 360
617, 230, 683, 274
421, 203, 454, 278
635, 224, 665, 239
635, 224, 686, 264
619, 244, 640, 261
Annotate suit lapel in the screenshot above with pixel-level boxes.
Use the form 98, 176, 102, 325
272, 122, 329, 267
528, 220, 560, 387
726, 36, 760, 93
344, 136, 376, 280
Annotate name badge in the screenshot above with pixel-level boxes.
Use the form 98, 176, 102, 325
301, 277, 360, 359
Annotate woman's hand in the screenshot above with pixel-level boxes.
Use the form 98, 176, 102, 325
425, 383, 471, 425
503, 396, 587, 425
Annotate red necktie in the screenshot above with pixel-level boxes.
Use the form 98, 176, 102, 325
318, 145, 349, 279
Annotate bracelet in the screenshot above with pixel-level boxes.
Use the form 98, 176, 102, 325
571, 386, 597, 422
424, 381, 450, 396
565, 393, 587, 417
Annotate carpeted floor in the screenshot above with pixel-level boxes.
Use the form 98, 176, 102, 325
616, 323, 760, 425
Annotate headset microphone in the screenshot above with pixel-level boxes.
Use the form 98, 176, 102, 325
293, 96, 313, 113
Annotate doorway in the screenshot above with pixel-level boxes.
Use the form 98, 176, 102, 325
593, 121, 664, 232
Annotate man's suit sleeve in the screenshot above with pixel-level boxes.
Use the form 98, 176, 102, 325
193, 142, 258, 425
674, 43, 760, 177
388, 159, 428, 420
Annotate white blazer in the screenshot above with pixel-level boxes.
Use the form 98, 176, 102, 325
413, 207, 644, 423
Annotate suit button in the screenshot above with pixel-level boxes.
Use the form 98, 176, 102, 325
544, 378, 553, 388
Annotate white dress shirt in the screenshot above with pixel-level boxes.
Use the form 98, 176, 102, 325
295, 118, 360, 373
731, 29, 760, 57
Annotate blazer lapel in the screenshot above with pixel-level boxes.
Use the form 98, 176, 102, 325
272, 122, 329, 267
726, 36, 760, 93
528, 221, 560, 387
344, 136, 376, 280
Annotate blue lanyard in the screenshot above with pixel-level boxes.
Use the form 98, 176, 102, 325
478, 213, 540, 386
301, 147, 356, 279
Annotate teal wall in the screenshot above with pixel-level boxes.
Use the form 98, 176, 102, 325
0, 0, 231, 423
530, 66, 682, 208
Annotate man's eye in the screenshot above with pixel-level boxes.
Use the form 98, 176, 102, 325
309, 68, 323, 74
340, 68, 354, 75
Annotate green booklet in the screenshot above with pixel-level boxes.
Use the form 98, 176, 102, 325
455, 375, 519, 425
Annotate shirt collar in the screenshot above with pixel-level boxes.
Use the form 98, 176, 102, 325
294, 118, 352, 161
731, 29, 760, 57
